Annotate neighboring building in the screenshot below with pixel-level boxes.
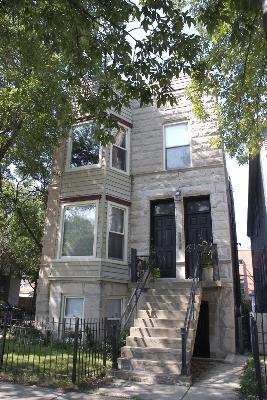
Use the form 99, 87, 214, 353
18, 280, 35, 314
0, 267, 20, 307
247, 135, 267, 312
238, 249, 254, 300
36, 77, 239, 379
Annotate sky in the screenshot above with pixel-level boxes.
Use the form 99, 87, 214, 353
226, 156, 251, 249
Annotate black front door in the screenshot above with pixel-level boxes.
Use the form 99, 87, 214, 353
184, 196, 213, 278
151, 200, 176, 278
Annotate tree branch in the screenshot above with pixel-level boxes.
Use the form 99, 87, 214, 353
16, 208, 42, 250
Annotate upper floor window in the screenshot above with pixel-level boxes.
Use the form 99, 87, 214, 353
111, 128, 129, 173
164, 123, 191, 169
107, 203, 128, 261
68, 123, 100, 168
60, 202, 97, 258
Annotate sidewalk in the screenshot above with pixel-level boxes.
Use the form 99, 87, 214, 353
0, 355, 247, 400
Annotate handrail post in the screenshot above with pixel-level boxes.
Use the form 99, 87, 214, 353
181, 327, 188, 376
131, 248, 137, 282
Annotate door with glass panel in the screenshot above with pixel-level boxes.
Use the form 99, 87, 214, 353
151, 200, 176, 278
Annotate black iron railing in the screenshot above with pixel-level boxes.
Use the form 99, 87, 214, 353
121, 249, 154, 337
181, 243, 219, 376
109, 249, 155, 370
0, 315, 109, 385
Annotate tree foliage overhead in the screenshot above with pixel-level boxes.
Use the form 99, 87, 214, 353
0, 0, 200, 178
187, 0, 267, 163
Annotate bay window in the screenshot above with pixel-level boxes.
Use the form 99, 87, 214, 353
107, 203, 127, 261
60, 202, 97, 258
68, 123, 100, 168
111, 128, 129, 173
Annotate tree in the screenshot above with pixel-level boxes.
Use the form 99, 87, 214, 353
0, 177, 45, 308
187, 0, 267, 162
0, 0, 200, 180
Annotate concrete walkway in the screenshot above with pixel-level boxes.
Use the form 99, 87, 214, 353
0, 355, 247, 400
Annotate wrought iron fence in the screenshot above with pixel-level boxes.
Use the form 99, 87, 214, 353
0, 314, 113, 385
250, 313, 267, 400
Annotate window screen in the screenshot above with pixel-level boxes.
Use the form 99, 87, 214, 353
64, 298, 84, 319
107, 299, 122, 319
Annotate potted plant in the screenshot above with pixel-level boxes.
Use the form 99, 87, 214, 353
201, 247, 213, 281
152, 267, 161, 280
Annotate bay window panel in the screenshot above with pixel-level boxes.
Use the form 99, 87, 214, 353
110, 207, 124, 233
112, 146, 126, 171
61, 205, 96, 257
108, 232, 124, 260
70, 124, 99, 167
166, 146, 190, 169
114, 131, 126, 148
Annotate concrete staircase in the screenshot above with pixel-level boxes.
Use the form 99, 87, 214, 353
117, 280, 202, 384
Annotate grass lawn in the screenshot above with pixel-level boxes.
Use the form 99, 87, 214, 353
0, 337, 111, 389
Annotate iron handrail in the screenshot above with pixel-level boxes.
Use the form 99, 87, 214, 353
181, 242, 218, 376
120, 254, 154, 338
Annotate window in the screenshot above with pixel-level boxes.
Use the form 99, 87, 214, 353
107, 204, 127, 261
164, 123, 191, 169
111, 128, 128, 172
60, 203, 97, 257
106, 299, 122, 320
64, 297, 84, 319
69, 123, 99, 168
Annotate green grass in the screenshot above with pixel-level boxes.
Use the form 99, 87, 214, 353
0, 337, 111, 389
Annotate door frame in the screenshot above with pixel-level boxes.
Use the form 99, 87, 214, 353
184, 195, 212, 278
150, 198, 176, 277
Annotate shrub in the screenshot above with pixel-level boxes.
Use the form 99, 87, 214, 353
239, 358, 258, 400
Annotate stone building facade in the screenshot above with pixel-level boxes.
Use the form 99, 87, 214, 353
36, 76, 237, 359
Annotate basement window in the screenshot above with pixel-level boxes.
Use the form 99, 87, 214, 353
64, 297, 84, 319
106, 298, 122, 320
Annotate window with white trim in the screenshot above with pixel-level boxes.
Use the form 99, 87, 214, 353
60, 203, 97, 257
164, 123, 191, 169
64, 297, 84, 319
69, 123, 99, 168
108, 204, 127, 261
106, 298, 122, 320
111, 128, 128, 172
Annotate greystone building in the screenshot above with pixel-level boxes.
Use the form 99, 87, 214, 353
36, 76, 239, 380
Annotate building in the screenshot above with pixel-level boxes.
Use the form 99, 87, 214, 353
238, 248, 254, 300
247, 135, 267, 312
36, 77, 239, 379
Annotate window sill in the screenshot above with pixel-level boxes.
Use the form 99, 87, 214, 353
53, 257, 101, 263
109, 165, 130, 176
65, 164, 102, 173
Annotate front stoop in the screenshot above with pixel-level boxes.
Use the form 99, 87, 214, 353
114, 280, 201, 385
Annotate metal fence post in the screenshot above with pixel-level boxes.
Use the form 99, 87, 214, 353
131, 248, 137, 282
103, 318, 107, 367
111, 322, 119, 370
72, 318, 79, 384
181, 327, 187, 376
0, 312, 8, 368
250, 315, 263, 400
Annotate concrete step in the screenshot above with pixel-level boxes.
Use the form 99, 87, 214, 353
137, 309, 186, 319
121, 346, 190, 361
148, 280, 193, 289
130, 326, 194, 338
126, 336, 187, 349
134, 317, 197, 329
141, 301, 189, 311
113, 369, 188, 385
143, 294, 200, 304
119, 357, 181, 374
